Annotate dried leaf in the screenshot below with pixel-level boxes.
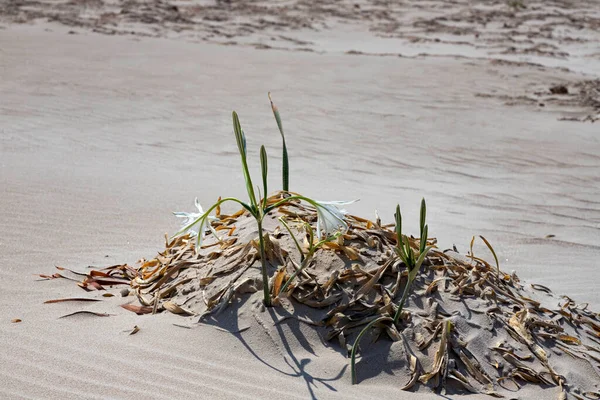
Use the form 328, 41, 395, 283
342, 246, 360, 261
426, 277, 451, 295
354, 258, 392, 300
59, 311, 111, 318
44, 298, 102, 304
531, 284, 552, 294
55, 266, 88, 276
402, 352, 421, 391
121, 304, 153, 315
419, 319, 451, 385
11, 318, 22, 323
199, 276, 216, 286
557, 335, 581, 345
447, 369, 477, 393
272, 267, 287, 297
163, 301, 195, 316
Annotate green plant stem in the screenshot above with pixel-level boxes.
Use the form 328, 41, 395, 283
393, 276, 412, 324
350, 316, 392, 384
278, 217, 304, 262
257, 218, 271, 307
281, 143, 289, 192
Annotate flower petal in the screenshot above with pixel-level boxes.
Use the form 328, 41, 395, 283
173, 211, 202, 236
313, 200, 355, 240
194, 197, 204, 214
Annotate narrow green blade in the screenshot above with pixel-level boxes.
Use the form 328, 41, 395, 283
420, 198, 426, 239
268, 93, 289, 191
260, 145, 268, 208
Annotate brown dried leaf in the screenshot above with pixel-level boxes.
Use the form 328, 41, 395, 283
36, 273, 71, 281
55, 266, 88, 276
447, 369, 477, 393
11, 318, 22, 323
199, 276, 216, 286
419, 319, 451, 385
426, 277, 451, 295
272, 267, 287, 297
121, 304, 153, 315
163, 301, 195, 316
59, 311, 111, 318
400, 332, 423, 391
354, 258, 392, 300
341, 246, 360, 261
557, 335, 582, 345
44, 298, 102, 304
216, 197, 222, 217
402, 352, 421, 391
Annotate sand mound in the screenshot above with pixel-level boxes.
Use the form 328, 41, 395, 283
50, 192, 600, 399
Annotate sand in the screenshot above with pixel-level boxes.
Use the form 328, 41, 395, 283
1, 2, 600, 398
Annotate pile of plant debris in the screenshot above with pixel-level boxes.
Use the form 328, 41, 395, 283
46, 192, 600, 399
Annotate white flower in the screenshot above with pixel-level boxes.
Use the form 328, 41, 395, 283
173, 198, 217, 251
314, 200, 357, 240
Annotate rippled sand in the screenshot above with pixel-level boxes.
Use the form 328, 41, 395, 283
1, 9, 599, 399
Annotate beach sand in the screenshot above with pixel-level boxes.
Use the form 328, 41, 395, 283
1, 2, 599, 398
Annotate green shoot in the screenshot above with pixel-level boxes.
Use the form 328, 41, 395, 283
232, 111, 258, 211
174, 105, 353, 307
393, 199, 431, 324
268, 92, 289, 192
260, 145, 268, 210
350, 200, 432, 384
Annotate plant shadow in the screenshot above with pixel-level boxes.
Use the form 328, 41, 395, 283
200, 296, 347, 400
352, 336, 408, 384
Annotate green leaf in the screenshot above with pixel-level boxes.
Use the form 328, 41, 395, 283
306, 221, 314, 252
410, 246, 432, 281
241, 130, 247, 155
420, 198, 426, 239
231, 112, 257, 208
260, 145, 268, 208
232, 111, 244, 156
395, 205, 402, 243
403, 235, 414, 267
268, 93, 289, 192
395, 205, 407, 260
394, 248, 408, 265
420, 224, 428, 254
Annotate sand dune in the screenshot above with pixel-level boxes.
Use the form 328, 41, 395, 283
1, 18, 599, 399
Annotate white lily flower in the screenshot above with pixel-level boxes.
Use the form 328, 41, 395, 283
313, 200, 357, 240
173, 198, 218, 251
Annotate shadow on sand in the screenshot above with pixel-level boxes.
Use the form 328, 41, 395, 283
199, 297, 347, 400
